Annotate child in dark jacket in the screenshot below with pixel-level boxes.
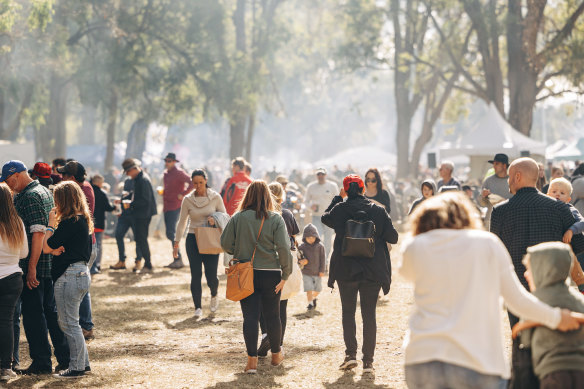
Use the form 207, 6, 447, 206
519, 242, 584, 388
298, 223, 325, 311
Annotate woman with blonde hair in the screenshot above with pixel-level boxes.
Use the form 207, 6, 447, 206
401, 192, 581, 388
221, 180, 293, 373
42, 181, 93, 379
0, 183, 27, 381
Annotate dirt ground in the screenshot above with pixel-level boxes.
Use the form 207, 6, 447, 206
4, 235, 511, 389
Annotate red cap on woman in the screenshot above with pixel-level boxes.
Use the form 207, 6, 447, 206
343, 174, 364, 192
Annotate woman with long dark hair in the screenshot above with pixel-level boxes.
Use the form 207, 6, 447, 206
0, 183, 27, 381
174, 169, 227, 319
322, 174, 398, 373
364, 168, 391, 212
42, 181, 93, 378
221, 180, 293, 374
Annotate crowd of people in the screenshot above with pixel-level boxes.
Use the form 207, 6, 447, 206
1, 152, 584, 388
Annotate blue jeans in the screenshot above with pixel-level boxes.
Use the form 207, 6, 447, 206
54, 263, 90, 371
311, 215, 333, 266
164, 209, 182, 260
79, 244, 95, 331
405, 361, 507, 389
0, 273, 22, 369
90, 231, 104, 273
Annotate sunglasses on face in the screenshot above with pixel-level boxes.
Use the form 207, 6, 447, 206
366, 178, 377, 183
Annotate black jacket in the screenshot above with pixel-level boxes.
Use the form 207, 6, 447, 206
322, 195, 399, 294
91, 184, 115, 230
131, 170, 157, 218
490, 187, 584, 289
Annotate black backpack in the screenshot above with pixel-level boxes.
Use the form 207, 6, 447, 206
342, 210, 376, 258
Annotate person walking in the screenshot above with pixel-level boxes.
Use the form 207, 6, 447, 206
479, 153, 512, 230
174, 169, 227, 319
304, 167, 338, 263
0, 183, 27, 382
221, 157, 253, 216
42, 181, 93, 378
0, 160, 69, 375
121, 158, 157, 273
322, 174, 398, 373
364, 168, 391, 212
162, 153, 192, 269
490, 157, 584, 388
90, 174, 116, 274
401, 192, 582, 389
437, 161, 461, 190
220, 181, 293, 374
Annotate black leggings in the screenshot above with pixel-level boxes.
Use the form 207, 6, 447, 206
240, 270, 281, 357
259, 300, 287, 346
338, 280, 381, 363
0, 273, 23, 369
185, 234, 219, 309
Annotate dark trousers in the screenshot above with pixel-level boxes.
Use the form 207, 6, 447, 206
337, 280, 381, 363
164, 209, 182, 260
508, 312, 539, 389
13, 296, 21, 365
115, 214, 142, 262
0, 273, 23, 369
259, 300, 288, 346
132, 217, 152, 267
240, 270, 282, 357
185, 234, 218, 309
20, 276, 69, 369
540, 370, 584, 389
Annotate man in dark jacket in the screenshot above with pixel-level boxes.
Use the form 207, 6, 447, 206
490, 157, 584, 389
321, 174, 398, 373
121, 158, 157, 273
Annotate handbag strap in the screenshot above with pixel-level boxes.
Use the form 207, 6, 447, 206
250, 217, 265, 265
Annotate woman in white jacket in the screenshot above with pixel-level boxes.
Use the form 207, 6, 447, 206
400, 192, 581, 389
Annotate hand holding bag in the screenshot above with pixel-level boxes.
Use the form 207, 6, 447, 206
225, 218, 265, 302
194, 223, 223, 255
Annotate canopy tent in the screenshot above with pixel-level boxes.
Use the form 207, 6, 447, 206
439, 103, 547, 179
546, 138, 584, 161
313, 146, 397, 171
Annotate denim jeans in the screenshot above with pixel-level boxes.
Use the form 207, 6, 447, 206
405, 361, 507, 389
0, 273, 23, 369
312, 215, 333, 266
337, 280, 381, 363
90, 231, 104, 272
20, 276, 69, 370
54, 262, 90, 371
115, 213, 142, 262
80, 244, 95, 331
164, 209, 182, 260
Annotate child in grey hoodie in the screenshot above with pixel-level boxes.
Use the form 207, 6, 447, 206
519, 242, 584, 388
298, 223, 326, 311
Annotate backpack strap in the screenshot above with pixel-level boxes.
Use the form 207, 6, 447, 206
250, 217, 265, 265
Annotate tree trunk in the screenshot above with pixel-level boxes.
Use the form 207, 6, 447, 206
244, 114, 255, 161
80, 105, 97, 145
233, 0, 246, 52
0, 84, 34, 141
39, 75, 69, 161
104, 89, 118, 170
229, 114, 246, 159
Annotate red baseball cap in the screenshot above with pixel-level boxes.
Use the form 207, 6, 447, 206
343, 174, 364, 192
32, 162, 52, 179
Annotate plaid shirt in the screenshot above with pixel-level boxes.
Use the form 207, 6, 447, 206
14, 180, 54, 278
490, 187, 584, 289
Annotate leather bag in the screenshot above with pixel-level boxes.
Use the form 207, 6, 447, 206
341, 210, 376, 258
225, 218, 265, 302
194, 225, 223, 255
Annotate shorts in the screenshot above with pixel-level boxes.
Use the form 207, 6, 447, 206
303, 274, 322, 292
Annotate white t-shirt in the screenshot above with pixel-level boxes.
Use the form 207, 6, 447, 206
0, 220, 28, 279
400, 228, 560, 379
304, 180, 338, 216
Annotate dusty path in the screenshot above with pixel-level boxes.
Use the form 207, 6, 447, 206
6, 236, 510, 388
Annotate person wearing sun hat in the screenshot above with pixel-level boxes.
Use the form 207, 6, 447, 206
479, 153, 512, 229
321, 174, 399, 374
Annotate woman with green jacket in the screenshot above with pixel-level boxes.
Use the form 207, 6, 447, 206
221, 180, 293, 374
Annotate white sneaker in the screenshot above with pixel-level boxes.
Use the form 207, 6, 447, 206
194, 308, 203, 319
0, 368, 17, 381
210, 296, 219, 312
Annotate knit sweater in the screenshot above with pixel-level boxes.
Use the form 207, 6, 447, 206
175, 189, 226, 241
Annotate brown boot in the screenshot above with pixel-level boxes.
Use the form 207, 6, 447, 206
133, 260, 143, 273
109, 261, 126, 270
244, 356, 258, 374
271, 351, 284, 366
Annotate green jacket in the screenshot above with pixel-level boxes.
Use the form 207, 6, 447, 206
520, 242, 584, 379
220, 209, 293, 280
